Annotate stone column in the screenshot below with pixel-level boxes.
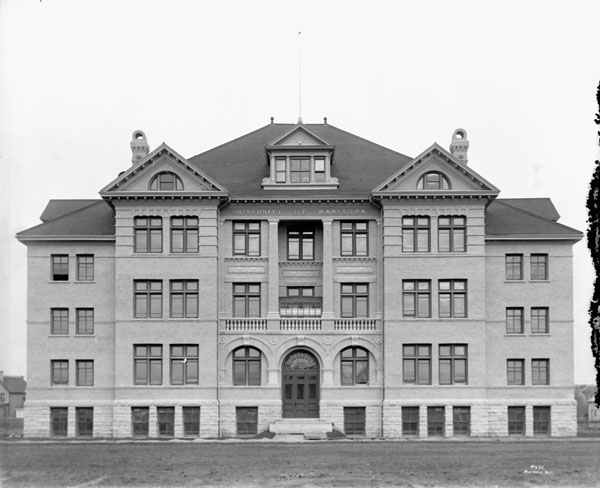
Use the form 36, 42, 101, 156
266, 220, 280, 330
321, 219, 334, 329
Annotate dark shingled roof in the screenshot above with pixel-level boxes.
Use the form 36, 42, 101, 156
0, 376, 26, 394
40, 200, 100, 222
497, 198, 560, 221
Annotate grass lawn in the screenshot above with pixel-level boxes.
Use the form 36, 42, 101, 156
1, 440, 599, 487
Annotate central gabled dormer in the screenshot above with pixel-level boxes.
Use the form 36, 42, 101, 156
262, 119, 339, 190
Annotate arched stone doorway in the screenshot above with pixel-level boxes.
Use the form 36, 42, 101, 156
282, 349, 320, 418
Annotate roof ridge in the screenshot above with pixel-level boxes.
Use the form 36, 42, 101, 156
493, 200, 581, 234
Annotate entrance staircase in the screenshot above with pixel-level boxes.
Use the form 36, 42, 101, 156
269, 419, 333, 440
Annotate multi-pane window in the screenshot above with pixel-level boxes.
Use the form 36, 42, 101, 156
134, 280, 162, 318
314, 157, 326, 182
134, 345, 162, 385
51, 360, 68, 385
76, 255, 94, 281
233, 347, 261, 386
76, 308, 94, 335
76, 407, 93, 437
275, 158, 286, 183
290, 158, 310, 183
51, 308, 69, 335
288, 228, 314, 260
149, 171, 183, 190
233, 222, 260, 256
170, 217, 199, 253
236, 407, 258, 436
340, 284, 368, 318
505, 254, 523, 280
532, 359, 550, 385
280, 287, 321, 317
170, 345, 199, 385
344, 407, 366, 436
402, 217, 430, 253
508, 406, 525, 435
507, 359, 525, 385
402, 407, 419, 436
340, 222, 368, 256
51, 255, 69, 281
183, 407, 200, 437
402, 280, 431, 318
157, 407, 175, 437
76, 360, 94, 386
453, 407, 471, 436
403, 345, 431, 385
134, 217, 162, 253
427, 406, 445, 436
531, 254, 548, 280
506, 307, 524, 334
438, 216, 466, 252
233, 284, 261, 317
50, 407, 68, 437
417, 171, 450, 190
170, 280, 198, 318
131, 407, 149, 437
533, 406, 551, 436
340, 347, 369, 386
439, 345, 467, 385
531, 307, 549, 334
438, 280, 467, 318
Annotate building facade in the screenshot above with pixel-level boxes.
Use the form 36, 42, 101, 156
17, 121, 582, 438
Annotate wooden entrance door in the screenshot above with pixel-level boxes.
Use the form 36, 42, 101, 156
282, 350, 320, 418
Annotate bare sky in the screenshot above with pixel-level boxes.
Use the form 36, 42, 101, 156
1, 0, 598, 383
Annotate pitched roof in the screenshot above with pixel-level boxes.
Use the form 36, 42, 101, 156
0, 376, 26, 394
40, 200, 100, 222
497, 198, 560, 221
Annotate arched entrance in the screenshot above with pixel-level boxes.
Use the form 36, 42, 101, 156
282, 349, 320, 418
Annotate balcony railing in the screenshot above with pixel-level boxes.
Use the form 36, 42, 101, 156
334, 318, 377, 331
220, 317, 379, 332
224, 318, 267, 331
280, 318, 322, 331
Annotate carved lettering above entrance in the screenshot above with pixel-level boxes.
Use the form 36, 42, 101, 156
223, 203, 380, 219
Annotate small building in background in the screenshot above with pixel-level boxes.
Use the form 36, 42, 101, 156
0, 371, 26, 418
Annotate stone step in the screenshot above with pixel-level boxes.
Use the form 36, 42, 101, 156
269, 419, 333, 436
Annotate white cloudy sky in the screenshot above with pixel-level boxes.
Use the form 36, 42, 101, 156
1, 0, 598, 383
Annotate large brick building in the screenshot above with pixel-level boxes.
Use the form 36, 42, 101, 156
17, 120, 582, 438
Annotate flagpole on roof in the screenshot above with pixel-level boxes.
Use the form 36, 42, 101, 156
298, 31, 302, 123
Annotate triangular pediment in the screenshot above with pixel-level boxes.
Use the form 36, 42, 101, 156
99, 143, 228, 198
269, 123, 331, 148
373, 143, 499, 197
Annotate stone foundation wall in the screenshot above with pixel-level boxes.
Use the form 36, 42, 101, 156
219, 401, 281, 438
321, 401, 382, 437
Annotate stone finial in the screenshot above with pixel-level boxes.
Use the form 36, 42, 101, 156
450, 128, 469, 164
130, 130, 149, 165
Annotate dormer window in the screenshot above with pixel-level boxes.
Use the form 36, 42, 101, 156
417, 171, 450, 190
149, 172, 183, 191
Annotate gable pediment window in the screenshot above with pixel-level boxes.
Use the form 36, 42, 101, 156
149, 171, 183, 191
417, 171, 451, 190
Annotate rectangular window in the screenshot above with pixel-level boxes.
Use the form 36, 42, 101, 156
76, 407, 93, 437
134, 280, 162, 318
170, 345, 199, 385
344, 407, 366, 436
170, 280, 198, 318
402, 216, 430, 253
280, 287, 321, 317
170, 217, 199, 253
438, 216, 466, 252
533, 406, 551, 435
314, 157, 325, 182
340, 284, 369, 318
402, 407, 419, 437
76, 308, 94, 335
50, 407, 68, 437
51, 255, 69, 281
134, 345, 162, 385
183, 407, 201, 437
403, 344, 431, 385
427, 406, 445, 436
134, 217, 162, 253
288, 228, 314, 260
76, 255, 94, 281
439, 345, 468, 385
453, 406, 471, 436
275, 158, 286, 183
402, 280, 431, 318
506, 307, 524, 334
531, 307, 549, 334
233, 283, 261, 317
51, 308, 69, 335
76, 360, 94, 386
508, 406, 525, 435
438, 280, 467, 318
236, 407, 258, 436
340, 222, 368, 256
290, 158, 310, 183
505, 254, 523, 280
51, 360, 68, 385
507, 359, 525, 385
131, 407, 149, 437
233, 222, 261, 256
233, 347, 261, 386
157, 407, 175, 437
532, 359, 550, 385
531, 254, 548, 280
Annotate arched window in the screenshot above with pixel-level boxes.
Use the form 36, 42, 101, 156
340, 347, 369, 385
417, 171, 450, 190
233, 346, 261, 385
149, 172, 183, 191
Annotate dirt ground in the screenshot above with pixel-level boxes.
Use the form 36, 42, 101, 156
1, 440, 599, 487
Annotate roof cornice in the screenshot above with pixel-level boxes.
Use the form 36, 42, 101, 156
16, 235, 115, 243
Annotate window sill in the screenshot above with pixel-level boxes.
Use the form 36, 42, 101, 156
74, 281, 96, 284
505, 333, 526, 337
530, 333, 551, 337
49, 334, 70, 338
